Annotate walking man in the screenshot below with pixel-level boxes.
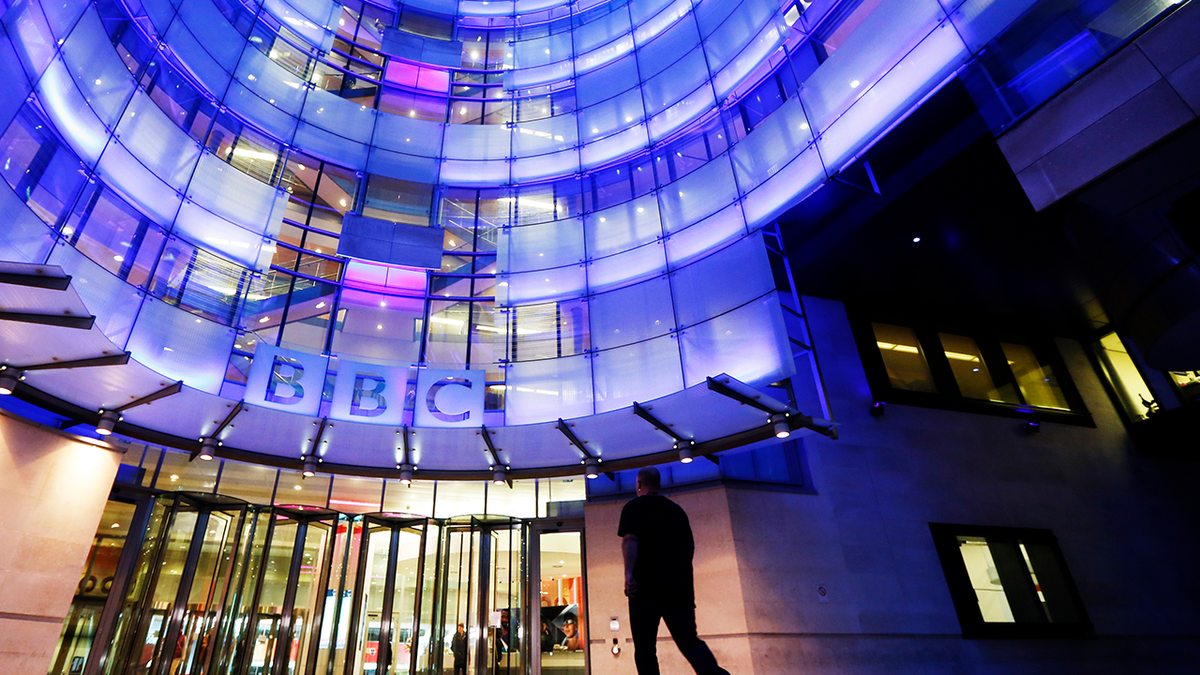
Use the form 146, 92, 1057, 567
619, 467, 731, 675
451, 623, 467, 675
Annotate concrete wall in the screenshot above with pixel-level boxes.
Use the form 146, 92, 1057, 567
999, 0, 1200, 211
585, 296, 1200, 674
0, 412, 122, 675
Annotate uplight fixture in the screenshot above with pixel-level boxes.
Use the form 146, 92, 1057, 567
199, 437, 219, 461
675, 440, 694, 464
771, 413, 790, 439
96, 410, 120, 436
0, 367, 22, 395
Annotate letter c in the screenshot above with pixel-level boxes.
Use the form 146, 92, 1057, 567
426, 377, 473, 423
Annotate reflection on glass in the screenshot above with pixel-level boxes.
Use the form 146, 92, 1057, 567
871, 323, 936, 393
123, 506, 199, 675
315, 517, 362, 675
939, 333, 1017, 403
250, 517, 300, 674
1001, 343, 1070, 410
177, 507, 241, 675
353, 527, 392, 675
539, 531, 585, 675
50, 501, 138, 675
957, 536, 1014, 623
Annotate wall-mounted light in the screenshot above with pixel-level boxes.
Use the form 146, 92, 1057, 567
96, 410, 120, 436
493, 465, 508, 485
399, 463, 414, 485
675, 440, 694, 464
302, 458, 317, 477
585, 457, 600, 479
611, 638, 621, 656
0, 367, 23, 395
771, 413, 790, 439
198, 437, 219, 461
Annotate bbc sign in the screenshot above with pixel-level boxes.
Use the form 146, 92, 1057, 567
244, 344, 484, 428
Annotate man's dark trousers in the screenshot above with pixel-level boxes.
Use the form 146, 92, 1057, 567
628, 588, 730, 675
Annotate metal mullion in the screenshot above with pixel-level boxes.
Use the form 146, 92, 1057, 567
472, 522, 489, 675
320, 516, 357, 675
190, 505, 244, 674
426, 520, 446, 675
202, 504, 254, 675
83, 496, 157, 675
121, 496, 182, 675
340, 521, 376, 675
406, 521, 429, 675
376, 527, 402, 675
155, 505, 211, 675
235, 510, 281, 675
302, 517, 341, 675
270, 519, 310, 675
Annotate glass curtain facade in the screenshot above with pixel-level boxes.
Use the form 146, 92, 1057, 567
0, 0, 1181, 427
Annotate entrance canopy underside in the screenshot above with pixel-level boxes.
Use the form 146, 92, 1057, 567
1, 261, 832, 479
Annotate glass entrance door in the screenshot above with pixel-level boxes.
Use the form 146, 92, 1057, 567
435, 518, 524, 675
529, 522, 588, 675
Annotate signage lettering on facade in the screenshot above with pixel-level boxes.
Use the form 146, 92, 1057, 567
245, 345, 484, 427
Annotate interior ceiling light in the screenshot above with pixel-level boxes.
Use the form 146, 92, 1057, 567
0, 367, 23, 395
198, 437, 219, 461
493, 465, 508, 485
771, 413, 790, 439
399, 463, 414, 485
96, 410, 121, 436
302, 458, 317, 477
585, 457, 600, 479
675, 440, 694, 464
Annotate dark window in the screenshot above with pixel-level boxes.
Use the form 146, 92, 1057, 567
852, 314, 1091, 425
930, 524, 1092, 639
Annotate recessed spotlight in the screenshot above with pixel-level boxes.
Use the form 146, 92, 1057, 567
912, 237, 921, 243
850, 79, 861, 88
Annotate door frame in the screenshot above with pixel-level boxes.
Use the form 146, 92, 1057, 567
526, 517, 588, 675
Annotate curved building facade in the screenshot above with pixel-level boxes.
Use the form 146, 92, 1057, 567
0, 0, 1050, 474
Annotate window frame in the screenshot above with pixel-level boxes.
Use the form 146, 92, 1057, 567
849, 311, 1093, 426
930, 523, 1094, 639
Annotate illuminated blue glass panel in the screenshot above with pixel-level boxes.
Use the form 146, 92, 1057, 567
665, 203, 746, 268
374, 112, 445, 158
0, 180, 55, 264
125, 296, 238, 394
443, 123, 513, 160
302, 88, 378, 145
294, 122, 370, 170
576, 54, 641, 107
97, 140, 184, 227
46, 243, 145, 347
587, 240, 667, 292
504, 354, 595, 424
657, 156, 738, 233
592, 333, 683, 413
585, 194, 662, 259
500, 264, 588, 305
37, 58, 109, 164
590, 276, 675, 351
60, 9, 135, 129
671, 234, 773, 328
500, 218, 585, 273
730, 96, 814, 188
116, 91, 202, 193
574, 6, 632, 53
680, 293, 792, 387
223, 81, 301, 142
164, 20, 232, 96
577, 89, 646, 142
177, 0, 245, 72
636, 11, 701, 79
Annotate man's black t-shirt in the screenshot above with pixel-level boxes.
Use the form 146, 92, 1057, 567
618, 494, 694, 595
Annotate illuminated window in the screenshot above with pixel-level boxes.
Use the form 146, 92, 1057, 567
931, 524, 1092, 638
856, 317, 1088, 422
872, 323, 937, 393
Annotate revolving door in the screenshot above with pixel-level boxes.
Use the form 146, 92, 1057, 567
81, 495, 536, 675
